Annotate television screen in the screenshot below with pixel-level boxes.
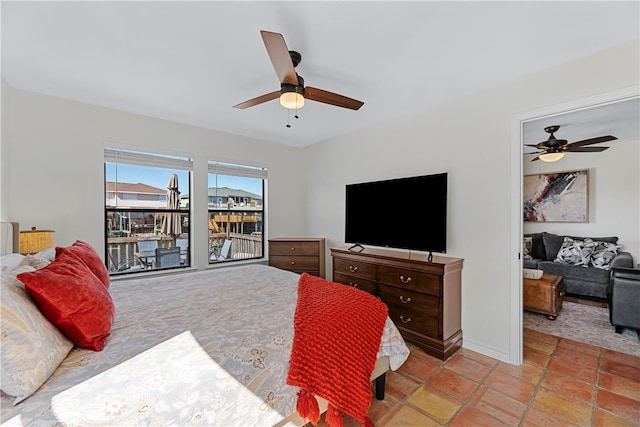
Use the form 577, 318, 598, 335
345, 173, 447, 254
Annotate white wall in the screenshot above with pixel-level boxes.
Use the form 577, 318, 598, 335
523, 139, 639, 262
2, 87, 306, 269
1, 78, 11, 220
2, 39, 638, 364
303, 39, 640, 363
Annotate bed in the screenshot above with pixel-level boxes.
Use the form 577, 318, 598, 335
0, 222, 409, 426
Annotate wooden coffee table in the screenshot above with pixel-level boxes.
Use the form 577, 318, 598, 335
523, 274, 564, 320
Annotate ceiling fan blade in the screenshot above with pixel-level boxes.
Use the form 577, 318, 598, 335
304, 86, 364, 110
526, 144, 548, 149
531, 155, 542, 162
260, 30, 298, 85
233, 91, 280, 109
563, 146, 610, 153
565, 135, 617, 148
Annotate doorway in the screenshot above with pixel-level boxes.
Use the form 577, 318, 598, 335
509, 86, 640, 365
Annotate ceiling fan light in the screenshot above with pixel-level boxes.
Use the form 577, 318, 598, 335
280, 92, 304, 110
539, 152, 565, 162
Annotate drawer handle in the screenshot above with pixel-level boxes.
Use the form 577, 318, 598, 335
291, 247, 295, 251
399, 315, 412, 324
348, 282, 358, 288
349, 265, 358, 272
399, 296, 411, 304
291, 261, 295, 265
400, 275, 412, 284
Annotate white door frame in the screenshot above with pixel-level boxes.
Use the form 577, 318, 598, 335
509, 85, 639, 365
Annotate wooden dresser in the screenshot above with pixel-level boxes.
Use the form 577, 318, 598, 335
268, 238, 326, 278
331, 246, 463, 360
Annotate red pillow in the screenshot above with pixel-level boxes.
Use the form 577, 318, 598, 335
17, 251, 115, 351
56, 240, 110, 288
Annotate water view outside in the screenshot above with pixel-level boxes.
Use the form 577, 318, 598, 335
105, 150, 265, 275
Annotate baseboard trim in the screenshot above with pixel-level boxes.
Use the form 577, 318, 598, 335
463, 338, 513, 365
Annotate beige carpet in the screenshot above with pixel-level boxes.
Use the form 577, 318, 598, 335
523, 301, 640, 357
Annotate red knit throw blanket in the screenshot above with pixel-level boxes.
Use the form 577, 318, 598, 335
287, 273, 388, 427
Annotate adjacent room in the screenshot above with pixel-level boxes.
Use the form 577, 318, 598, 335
1, 2, 639, 426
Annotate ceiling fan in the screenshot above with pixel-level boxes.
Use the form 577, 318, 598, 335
526, 125, 617, 162
233, 30, 364, 112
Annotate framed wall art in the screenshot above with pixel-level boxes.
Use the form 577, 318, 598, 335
523, 169, 589, 222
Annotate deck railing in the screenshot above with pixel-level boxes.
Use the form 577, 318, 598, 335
107, 233, 263, 274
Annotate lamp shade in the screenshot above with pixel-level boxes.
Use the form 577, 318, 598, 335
280, 92, 304, 109
539, 152, 565, 162
19, 226, 56, 255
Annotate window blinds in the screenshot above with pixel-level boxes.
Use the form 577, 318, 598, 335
208, 161, 268, 179
105, 148, 193, 171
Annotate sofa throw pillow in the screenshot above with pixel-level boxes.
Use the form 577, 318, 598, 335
554, 237, 596, 267
523, 236, 533, 260
591, 240, 621, 270
541, 232, 565, 262
0, 272, 74, 404
526, 233, 546, 260
17, 250, 115, 351
522, 236, 533, 259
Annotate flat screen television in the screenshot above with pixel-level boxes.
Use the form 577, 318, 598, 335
345, 173, 447, 256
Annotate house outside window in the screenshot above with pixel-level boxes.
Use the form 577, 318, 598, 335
207, 160, 266, 264
105, 147, 192, 275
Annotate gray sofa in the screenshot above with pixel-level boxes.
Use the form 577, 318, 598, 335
524, 232, 634, 300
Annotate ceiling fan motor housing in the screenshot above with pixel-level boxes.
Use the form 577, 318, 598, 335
281, 75, 305, 95
289, 51, 302, 67
542, 125, 567, 147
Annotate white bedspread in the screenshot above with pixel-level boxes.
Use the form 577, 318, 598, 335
1, 264, 408, 426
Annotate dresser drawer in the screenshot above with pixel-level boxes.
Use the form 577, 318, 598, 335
381, 283, 441, 339
333, 258, 376, 281
269, 241, 321, 256
269, 255, 319, 272
387, 307, 439, 338
378, 266, 440, 296
378, 284, 439, 318
333, 273, 377, 295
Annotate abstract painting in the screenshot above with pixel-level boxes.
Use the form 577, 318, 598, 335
523, 169, 589, 222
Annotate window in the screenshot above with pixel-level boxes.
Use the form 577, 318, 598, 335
207, 160, 266, 264
105, 148, 192, 275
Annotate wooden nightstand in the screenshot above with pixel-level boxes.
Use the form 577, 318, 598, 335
268, 238, 326, 278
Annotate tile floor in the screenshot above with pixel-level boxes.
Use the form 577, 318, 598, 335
312, 328, 640, 426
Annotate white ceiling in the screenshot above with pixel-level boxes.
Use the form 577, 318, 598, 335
2, 1, 639, 148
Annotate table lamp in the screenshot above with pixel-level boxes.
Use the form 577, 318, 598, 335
19, 226, 56, 255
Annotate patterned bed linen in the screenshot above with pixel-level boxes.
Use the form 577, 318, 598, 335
1, 264, 409, 426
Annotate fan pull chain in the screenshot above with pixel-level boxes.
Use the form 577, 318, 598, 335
285, 108, 300, 128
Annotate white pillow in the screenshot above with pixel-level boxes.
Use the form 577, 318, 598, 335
0, 272, 74, 404
19, 254, 51, 270
0, 254, 25, 272
34, 247, 56, 263
6, 264, 36, 277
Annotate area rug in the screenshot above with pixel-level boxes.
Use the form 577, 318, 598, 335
524, 301, 640, 357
